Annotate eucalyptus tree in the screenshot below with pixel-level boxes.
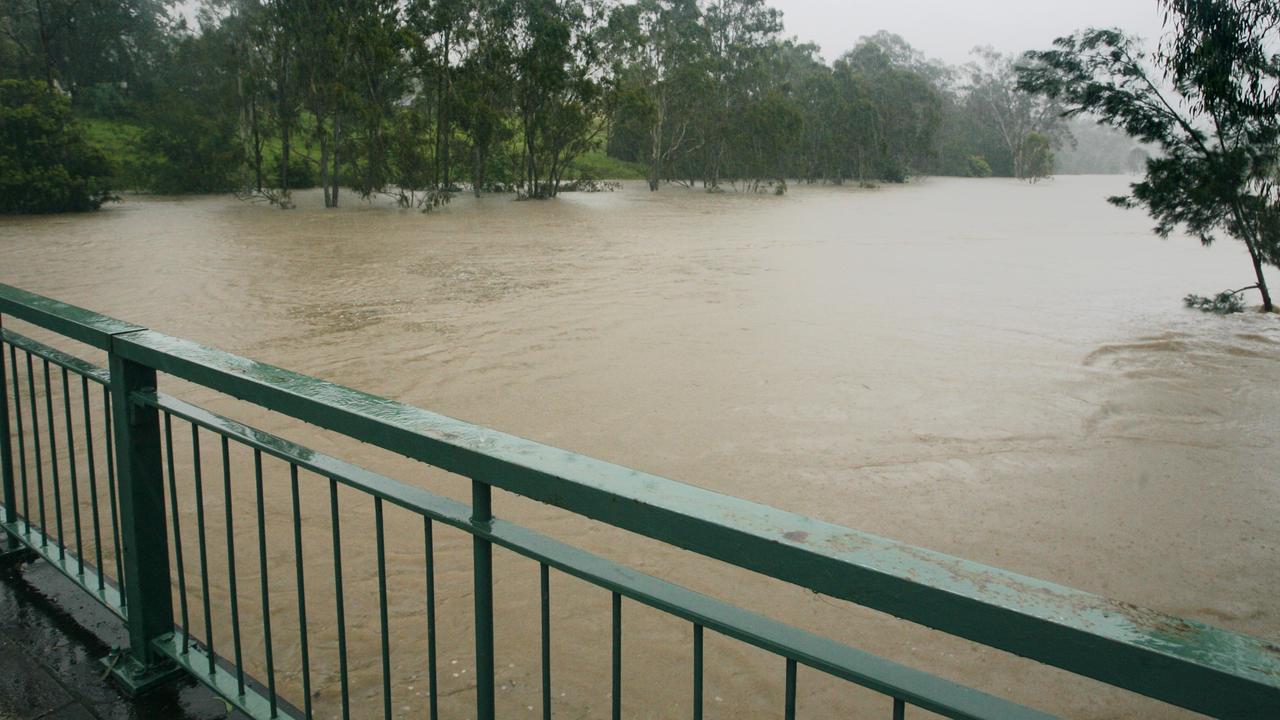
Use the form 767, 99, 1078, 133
281, 0, 356, 206
967, 47, 1066, 180
406, 0, 469, 188
206, 0, 276, 193
603, 0, 708, 190
452, 0, 517, 195
694, 0, 782, 188
0, 0, 173, 98
775, 41, 838, 183
835, 35, 943, 182
1019, 0, 1280, 310
260, 0, 302, 196
510, 0, 606, 198
344, 0, 411, 200
139, 17, 244, 193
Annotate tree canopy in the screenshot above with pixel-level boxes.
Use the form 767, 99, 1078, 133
1, 0, 1159, 207
0, 79, 114, 212
1019, 0, 1280, 310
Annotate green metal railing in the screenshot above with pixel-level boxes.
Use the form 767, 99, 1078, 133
0, 282, 1277, 719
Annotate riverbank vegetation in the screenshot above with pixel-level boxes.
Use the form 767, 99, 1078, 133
0, 80, 114, 213
4, 0, 1152, 211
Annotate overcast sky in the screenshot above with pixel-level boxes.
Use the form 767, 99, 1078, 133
771, 0, 1169, 65
176, 0, 1168, 67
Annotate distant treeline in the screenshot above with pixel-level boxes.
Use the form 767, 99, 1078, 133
1, 0, 1146, 207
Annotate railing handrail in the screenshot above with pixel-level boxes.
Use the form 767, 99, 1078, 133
0, 324, 1054, 720
2, 281, 1277, 718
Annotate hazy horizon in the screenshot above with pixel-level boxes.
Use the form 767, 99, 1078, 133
771, 0, 1168, 64
176, 0, 1169, 67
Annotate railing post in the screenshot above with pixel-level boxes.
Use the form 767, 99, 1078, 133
106, 343, 182, 693
472, 479, 495, 720
0, 314, 34, 567
0, 314, 17, 526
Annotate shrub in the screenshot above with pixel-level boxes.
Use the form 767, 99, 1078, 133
966, 155, 993, 178
0, 80, 114, 213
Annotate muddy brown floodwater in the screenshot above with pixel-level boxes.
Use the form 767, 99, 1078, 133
1, 176, 1278, 719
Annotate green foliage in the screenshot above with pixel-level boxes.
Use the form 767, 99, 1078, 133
1, 0, 172, 96
73, 83, 133, 118
133, 30, 244, 194
1020, 132, 1054, 182
829, 35, 944, 183
1019, 1, 1280, 310
0, 80, 114, 213
2, 0, 1154, 204
511, 0, 608, 198
966, 155, 992, 177
138, 107, 243, 194
269, 155, 318, 190
1184, 291, 1246, 314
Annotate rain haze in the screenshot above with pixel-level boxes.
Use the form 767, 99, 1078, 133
772, 0, 1169, 63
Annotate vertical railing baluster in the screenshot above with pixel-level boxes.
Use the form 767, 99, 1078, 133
107, 345, 178, 688
612, 592, 622, 720
103, 386, 124, 601
471, 480, 495, 720
693, 624, 703, 720
784, 658, 797, 720
288, 464, 312, 720
253, 450, 277, 717
26, 353, 46, 545
61, 368, 83, 574
892, 697, 905, 720
163, 413, 189, 650
375, 498, 392, 720
0, 323, 16, 529
82, 378, 103, 588
42, 360, 64, 558
10, 345, 29, 532
192, 424, 215, 674
221, 435, 245, 696
540, 563, 550, 720
330, 478, 350, 720
423, 516, 438, 720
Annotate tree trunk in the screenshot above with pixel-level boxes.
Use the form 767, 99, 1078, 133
35, 0, 55, 90
279, 56, 290, 195
472, 143, 486, 198
648, 128, 660, 191
1249, 244, 1273, 312
331, 116, 342, 207
319, 118, 331, 208
436, 28, 452, 189
647, 101, 663, 192
251, 99, 264, 192
280, 123, 291, 194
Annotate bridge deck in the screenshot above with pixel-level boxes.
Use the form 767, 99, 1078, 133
0, 551, 246, 720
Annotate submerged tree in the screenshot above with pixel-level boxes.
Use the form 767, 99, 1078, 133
1020, 131, 1053, 182
603, 0, 708, 191
1019, 0, 1280, 310
967, 47, 1066, 180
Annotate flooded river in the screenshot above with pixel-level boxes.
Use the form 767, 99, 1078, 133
2, 176, 1278, 718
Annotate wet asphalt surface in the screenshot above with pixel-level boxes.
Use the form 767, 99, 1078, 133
0, 554, 249, 720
